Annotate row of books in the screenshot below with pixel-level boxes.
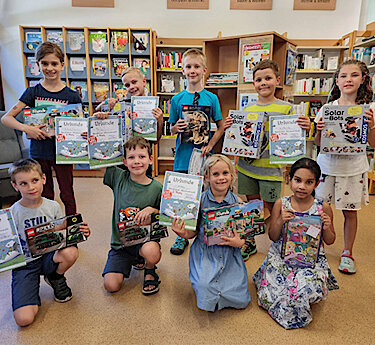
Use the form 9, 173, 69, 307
293, 100, 323, 118
160, 75, 186, 93
351, 47, 375, 66
296, 53, 338, 71
161, 99, 171, 115
293, 77, 333, 95
206, 72, 238, 85
157, 51, 183, 70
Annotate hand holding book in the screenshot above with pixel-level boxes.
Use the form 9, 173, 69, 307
218, 227, 245, 248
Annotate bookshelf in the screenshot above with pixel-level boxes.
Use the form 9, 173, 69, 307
153, 36, 203, 175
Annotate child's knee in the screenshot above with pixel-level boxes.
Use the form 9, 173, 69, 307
140, 242, 161, 264
57, 246, 79, 264
103, 274, 123, 293
13, 305, 38, 327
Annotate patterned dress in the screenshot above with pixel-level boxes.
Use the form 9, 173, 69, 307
252, 196, 339, 329
189, 188, 251, 312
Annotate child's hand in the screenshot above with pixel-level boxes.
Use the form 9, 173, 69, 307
93, 111, 110, 119
219, 228, 245, 248
281, 209, 295, 223
173, 119, 187, 133
296, 115, 311, 131
25, 124, 51, 140
201, 144, 213, 156
320, 212, 331, 231
364, 108, 375, 128
316, 119, 325, 131
79, 222, 91, 238
223, 116, 233, 130
105, 98, 118, 110
152, 108, 163, 122
134, 207, 154, 225
171, 217, 187, 238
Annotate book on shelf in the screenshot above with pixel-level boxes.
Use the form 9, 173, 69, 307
203, 200, 265, 246
181, 105, 210, 145
309, 100, 323, 117
159, 171, 204, 230
188, 148, 206, 176
131, 96, 159, 141
133, 58, 150, 77
157, 51, 183, 70
27, 56, 41, 76
281, 212, 323, 268
25, 31, 42, 51
242, 42, 270, 83
296, 52, 324, 70
55, 117, 89, 165
90, 31, 107, 53
161, 75, 175, 93
320, 104, 369, 155
206, 72, 238, 86
131, 32, 149, 53
327, 56, 339, 70
118, 213, 168, 247
67, 31, 84, 52
70, 81, 87, 101
222, 110, 265, 158
113, 82, 128, 101
111, 31, 128, 53
112, 57, 129, 77
285, 46, 297, 85
351, 47, 372, 65
370, 47, 375, 65
88, 115, 123, 169
46, 30, 63, 45
293, 77, 333, 95
239, 93, 258, 110
25, 214, 86, 258
269, 114, 306, 164
93, 82, 109, 102
70, 57, 86, 71
0, 208, 26, 273
162, 99, 171, 115
92, 57, 108, 77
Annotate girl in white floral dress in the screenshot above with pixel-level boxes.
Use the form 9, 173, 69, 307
253, 158, 339, 329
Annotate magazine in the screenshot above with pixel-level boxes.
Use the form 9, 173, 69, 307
131, 96, 159, 141
27, 56, 41, 76
102, 101, 132, 143
92, 58, 107, 77
133, 58, 150, 77
67, 31, 84, 51
55, 117, 89, 165
222, 110, 265, 158
285, 46, 297, 85
0, 209, 26, 273
24, 214, 86, 258
112, 57, 129, 77
88, 115, 123, 169
269, 114, 306, 164
203, 200, 265, 246
159, 172, 204, 230
188, 148, 206, 176
111, 31, 128, 53
70, 81, 87, 101
281, 212, 323, 268
90, 31, 107, 53
320, 104, 369, 155
93, 82, 109, 102
25, 31, 42, 51
46, 30, 63, 44
132, 32, 149, 53
242, 42, 270, 83
113, 82, 128, 101
70, 57, 86, 72
181, 105, 211, 145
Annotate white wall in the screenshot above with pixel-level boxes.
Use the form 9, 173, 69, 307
0, 0, 364, 108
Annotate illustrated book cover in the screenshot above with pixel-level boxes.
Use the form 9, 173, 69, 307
242, 42, 270, 83
90, 31, 107, 53
181, 105, 211, 146
102, 101, 132, 143
188, 148, 206, 176
131, 96, 159, 141
111, 31, 128, 53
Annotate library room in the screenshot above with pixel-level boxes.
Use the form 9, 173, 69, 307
0, 0, 375, 344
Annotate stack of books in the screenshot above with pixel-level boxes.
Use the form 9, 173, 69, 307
206, 72, 238, 86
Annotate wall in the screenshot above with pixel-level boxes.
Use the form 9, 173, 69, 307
0, 0, 364, 108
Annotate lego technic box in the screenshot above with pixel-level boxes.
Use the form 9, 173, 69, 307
180, 105, 211, 146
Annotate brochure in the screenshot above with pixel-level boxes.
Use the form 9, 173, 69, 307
281, 212, 323, 268
25, 31, 42, 51
111, 31, 128, 53
222, 110, 265, 158
269, 114, 306, 164
188, 148, 206, 176
181, 105, 211, 145
102, 101, 132, 144
25, 214, 86, 258
55, 117, 89, 164
242, 42, 270, 83
131, 96, 159, 141
88, 115, 123, 169
159, 172, 204, 230
70, 57, 86, 72
0, 209, 26, 273
320, 104, 369, 155
67, 31, 84, 51
203, 200, 265, 246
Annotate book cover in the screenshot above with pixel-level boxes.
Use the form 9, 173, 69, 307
88, 115, 123, 169
159, 172, 204, 230
93, 82, 109, 102
70, 81, 87, 101
27, 56, 41, 76
239, 93, 258, 110
90, 31, 107, 53
281, 212, 323, 268
113, 82, 128, 101
24, 214, 86, 258
131, 96, 159, 141
222, 110, 265, 158
161, 75, 175, 93
285, 46, 297, 85
181, 105, 211, 145
309, 100, 323, 117
242, 42, 270, 83
133, 58, 150, 77
67, 31, 84, 51
132, 32, 149, 53
269, 114, 306, 164
46, 30, 63, 44
92, 58, 107, 77
102, 101, 132, 143
70, 57, 86, 72
25, 31, 42, 51
203, 200, 265, 246
320, 104, 369, 155
188, 148, 206, 176
55, 117, 89, 165
0, 209, 26, 273
112, 57, 129, 77
111, 31, 128, 53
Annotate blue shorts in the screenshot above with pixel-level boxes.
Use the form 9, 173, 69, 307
102, 245, 141, 278
12, 252, 58, 311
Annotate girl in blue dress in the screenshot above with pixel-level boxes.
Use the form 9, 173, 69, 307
253, 158, 339, 329
172, 154, 251, 311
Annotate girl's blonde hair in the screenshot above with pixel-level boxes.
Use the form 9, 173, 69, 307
202, 154, 236, 191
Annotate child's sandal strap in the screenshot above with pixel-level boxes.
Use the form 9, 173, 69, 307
142, 268, 161, 295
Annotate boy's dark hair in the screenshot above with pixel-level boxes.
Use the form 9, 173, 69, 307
289, 157, 321, 184
124, 137, 152, 158
35, 41, 64, 63
253, 59, 280, 78
328, 59, 373, 104
9, 158, 43, 182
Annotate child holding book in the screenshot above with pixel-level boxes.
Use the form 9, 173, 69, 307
169, 49, 225, 255
102, 137, 163, 295
1, 42, 82, 216
171, 154, 251, 312
227, 60, 310, 260
314, 59, 375, 274
253, 158, 338, 329
9, 158, 91, 326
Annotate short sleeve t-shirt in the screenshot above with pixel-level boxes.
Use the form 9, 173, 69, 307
168, 89, 222, 172
19, 84, 82, 161
103, 166, 162, 250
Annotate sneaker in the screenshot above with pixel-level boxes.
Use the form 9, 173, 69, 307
241, 239, 257, 262
170, 236, 189, 255
338, 250, 356, 274
44, 274, 73, 302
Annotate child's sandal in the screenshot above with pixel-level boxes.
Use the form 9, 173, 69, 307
142, 268, 161, 295
132, 256, 145, 270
